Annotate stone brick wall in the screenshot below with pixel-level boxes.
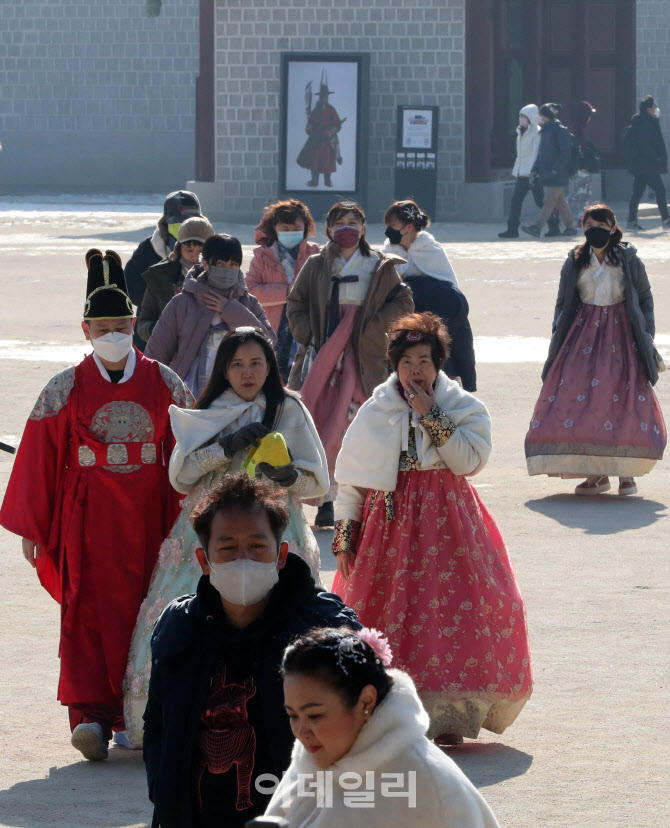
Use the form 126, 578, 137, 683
0, 0, 199, 193
635, 1, 670, 156
213, 0, 466, 222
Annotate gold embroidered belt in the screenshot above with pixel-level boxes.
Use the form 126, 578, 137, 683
74, 441, 158, 467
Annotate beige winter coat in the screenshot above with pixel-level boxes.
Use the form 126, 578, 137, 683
286, 243, 414, 396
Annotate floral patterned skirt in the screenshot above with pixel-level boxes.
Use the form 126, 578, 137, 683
526, 302, 666, 477
333, 468, 533, 739
122, 471, 321, 748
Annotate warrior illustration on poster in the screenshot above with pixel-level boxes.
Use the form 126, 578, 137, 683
283, 59, 358, 192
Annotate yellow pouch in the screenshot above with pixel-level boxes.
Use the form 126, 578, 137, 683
241, 432, 291, 478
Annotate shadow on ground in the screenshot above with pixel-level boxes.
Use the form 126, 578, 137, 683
0, 748, 150, 827
447, 742, 533, 787
525, 494, 667, 534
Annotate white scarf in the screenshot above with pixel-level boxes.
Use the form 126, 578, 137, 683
381, 231, 458, 285
168, 389, 265, 488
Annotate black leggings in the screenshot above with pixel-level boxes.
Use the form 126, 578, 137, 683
506, 176, 544, 229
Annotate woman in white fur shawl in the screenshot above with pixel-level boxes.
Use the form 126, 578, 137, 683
266, 626, 500, 828
382, 199, 459, 285
331, 313, 532, 745
122, 327, 328, 748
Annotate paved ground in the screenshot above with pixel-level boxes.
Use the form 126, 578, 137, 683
0, 201, 668, 827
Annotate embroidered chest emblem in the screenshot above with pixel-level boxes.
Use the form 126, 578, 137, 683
196, 668, 257, 813
89, 401, 155, 473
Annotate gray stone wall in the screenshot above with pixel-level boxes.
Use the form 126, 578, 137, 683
0, 0, 199, 194
636, 1, 670, 157
213, 0, 465, 222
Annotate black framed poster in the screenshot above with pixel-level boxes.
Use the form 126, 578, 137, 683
280, 53, 368, 197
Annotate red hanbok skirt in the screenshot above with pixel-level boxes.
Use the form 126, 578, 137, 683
333, 467, 533, 739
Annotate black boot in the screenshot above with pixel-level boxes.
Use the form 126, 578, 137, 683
498, 227, 519, 238
545, 217, 562, 237
314, 501, 334, 528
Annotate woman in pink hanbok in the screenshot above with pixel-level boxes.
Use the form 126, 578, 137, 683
331, 312, 532, 745
286, 201, 413, 527
525, 203, 666, 495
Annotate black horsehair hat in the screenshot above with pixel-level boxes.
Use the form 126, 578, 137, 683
83, 248, 134, 320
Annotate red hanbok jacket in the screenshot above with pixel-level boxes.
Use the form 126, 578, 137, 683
0, 350, 193, 708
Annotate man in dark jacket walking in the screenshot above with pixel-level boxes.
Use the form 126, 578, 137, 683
522, 103, 577, 238
144, 474, 359, 828
124, 190, 202, 350
627, 95, 670, 231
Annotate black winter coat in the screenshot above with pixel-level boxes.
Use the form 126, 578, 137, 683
532, 119, 572, 187
629, 112, 668, 176
404, 275, 477, 392
125, 237, 163, 307
124, 237, 164, 352
137, 259, 184, 343
543, 242, 659, 385
143, 554, 360, 828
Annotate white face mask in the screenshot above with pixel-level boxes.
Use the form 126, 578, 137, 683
208, 558, 279, 606
91, 331, 133, 362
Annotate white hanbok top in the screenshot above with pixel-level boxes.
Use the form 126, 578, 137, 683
577, 250, 625, 306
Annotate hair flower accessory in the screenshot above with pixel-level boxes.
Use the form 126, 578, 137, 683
403, 204, 421, 222
405, 331, 424, 343
359, 627, 393, 667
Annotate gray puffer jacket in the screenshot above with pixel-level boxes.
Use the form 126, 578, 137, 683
145, 265, 276, 380
543, 242, 659, 385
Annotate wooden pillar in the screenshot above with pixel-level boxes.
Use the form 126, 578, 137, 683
195, 0, 215, 181
465, 0, 494, 182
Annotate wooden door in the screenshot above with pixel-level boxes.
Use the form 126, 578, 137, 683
541, 0, 635, 165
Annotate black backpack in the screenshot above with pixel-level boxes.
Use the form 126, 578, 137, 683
567, 131, 583, 176
617, 125, 634, 164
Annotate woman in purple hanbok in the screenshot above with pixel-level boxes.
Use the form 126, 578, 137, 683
525, 203, 665, 496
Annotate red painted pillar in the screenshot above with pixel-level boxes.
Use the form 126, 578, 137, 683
195, 0, 215, 181
465, 0, 494, 182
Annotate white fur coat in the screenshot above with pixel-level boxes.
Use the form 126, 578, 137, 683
168, 389, 329, 497
334, 372, 491, 521
265, 669, 500, 828
382, 231, 459, 285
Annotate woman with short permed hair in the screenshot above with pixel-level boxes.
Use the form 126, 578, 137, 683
330, 311, 533, 746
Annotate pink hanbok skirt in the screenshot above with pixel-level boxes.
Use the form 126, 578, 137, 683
526, 302, 666, 477
333, 468, 533, 739
301, 305, 366, 477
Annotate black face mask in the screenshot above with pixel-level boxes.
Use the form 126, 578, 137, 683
384, 225, 403, 245
584, 226, 613, 249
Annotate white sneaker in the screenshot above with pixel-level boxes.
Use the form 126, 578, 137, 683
112, 730, 137, 750
71, 722, 108, 761
618, 477, 638, 496
575, 475, 611, 496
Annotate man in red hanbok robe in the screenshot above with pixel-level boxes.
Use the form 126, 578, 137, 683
0, 249, 193, 761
